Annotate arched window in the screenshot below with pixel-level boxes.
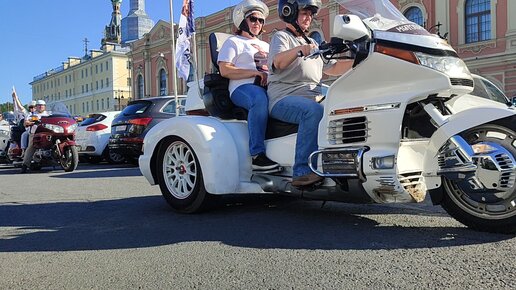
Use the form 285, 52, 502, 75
137, 74, 144, 99
465, 0, 491, 43
404, 7, 424, 26
159, 69, 167, 96
309, 31, 323, 45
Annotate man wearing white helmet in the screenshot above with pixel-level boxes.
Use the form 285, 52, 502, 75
21, 100, 49, 173
267, 0, 354, 187
217, 0, 281, 173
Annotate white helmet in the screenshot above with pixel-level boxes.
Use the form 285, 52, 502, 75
36, 100, 46, 105
233, 0, 269, 29
28, 101, 37, 107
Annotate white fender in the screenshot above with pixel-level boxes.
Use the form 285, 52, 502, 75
140, 116, 241, 194
423, 106, 515, 189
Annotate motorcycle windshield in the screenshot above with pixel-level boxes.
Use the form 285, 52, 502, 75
46, 102, 72, 118
336, 0, 431, 35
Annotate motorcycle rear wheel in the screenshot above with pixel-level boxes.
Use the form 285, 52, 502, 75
441, 124, 516, 234
60, 145, 79, 172
156, 137, 214, 213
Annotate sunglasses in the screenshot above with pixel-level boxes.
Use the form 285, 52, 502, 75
248, 16, 265, 24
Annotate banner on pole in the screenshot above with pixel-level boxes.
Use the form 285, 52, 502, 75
176, 0, 195, 80
11, 86, 26, 122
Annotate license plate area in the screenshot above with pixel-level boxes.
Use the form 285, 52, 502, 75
115, 125, 127, 132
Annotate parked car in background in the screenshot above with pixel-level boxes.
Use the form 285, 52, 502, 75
448, 73, 513, 112
470, 74, 510, 104
109, 96, 186, 164
76, 111, 124, 164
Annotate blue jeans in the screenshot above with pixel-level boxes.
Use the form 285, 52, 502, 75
21, 131, 29, 149
231, 84, 269, 156
270, 96, 323, 177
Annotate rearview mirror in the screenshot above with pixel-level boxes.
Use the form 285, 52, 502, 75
512, 96, 516, 106
333, 14, 371, 42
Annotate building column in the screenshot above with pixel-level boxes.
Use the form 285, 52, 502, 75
506, 0, 516, 51
434, 0, 450, 38
144, 50, 151, 97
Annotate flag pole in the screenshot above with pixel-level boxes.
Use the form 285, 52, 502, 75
169, 0, 180, 116
191, 31, 203, 99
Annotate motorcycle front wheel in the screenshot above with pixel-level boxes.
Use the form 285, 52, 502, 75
441, 124, 516, 234
60, 145, 79, 172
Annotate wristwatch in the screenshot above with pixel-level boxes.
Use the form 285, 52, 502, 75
297, 50, 303, 57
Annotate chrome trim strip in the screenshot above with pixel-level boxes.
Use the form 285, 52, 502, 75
330, 103, 401, 116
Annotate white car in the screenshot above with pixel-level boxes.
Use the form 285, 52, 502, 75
75, 111, 124, 164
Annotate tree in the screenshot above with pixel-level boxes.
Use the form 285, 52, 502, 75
0, 102, 13, 113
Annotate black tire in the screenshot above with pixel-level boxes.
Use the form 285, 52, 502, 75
102, 147, 125, 164
60, 145, 79, 172
441, 124, 516, 234
125, 156, 139, 166
156, 137, 212, 213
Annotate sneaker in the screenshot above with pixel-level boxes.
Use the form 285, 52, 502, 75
252, 153, 280, 172
292, 173, 324, 187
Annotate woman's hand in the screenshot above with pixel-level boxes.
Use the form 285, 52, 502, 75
256, 71, 268, 87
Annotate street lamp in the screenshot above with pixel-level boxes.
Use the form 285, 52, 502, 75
114, 90, 125, 110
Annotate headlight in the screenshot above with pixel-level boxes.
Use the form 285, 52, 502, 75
43, 123, 64, 133
67, 123, 78, 133
415, 52, 470, 76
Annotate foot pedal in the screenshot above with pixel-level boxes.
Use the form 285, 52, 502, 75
253, 166, 284, 174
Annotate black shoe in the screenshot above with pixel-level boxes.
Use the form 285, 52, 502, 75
20, 165, 28, 174
252, 153, 280, 172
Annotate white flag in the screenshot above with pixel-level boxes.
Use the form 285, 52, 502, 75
175, 0, 195, 80
11, 86, 26, 122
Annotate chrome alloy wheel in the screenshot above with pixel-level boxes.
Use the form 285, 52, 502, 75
162, 140, 197, 200
444, 126, 516, 220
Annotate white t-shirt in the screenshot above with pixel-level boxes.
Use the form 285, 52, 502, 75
217, 35, 269, 95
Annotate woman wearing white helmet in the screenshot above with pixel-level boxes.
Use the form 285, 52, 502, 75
267, 0, 354, 187
217, 0, 281, 173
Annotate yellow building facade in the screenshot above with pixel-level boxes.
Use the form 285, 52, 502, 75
30, 46, 132, 116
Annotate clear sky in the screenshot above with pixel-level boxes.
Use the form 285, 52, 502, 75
0, 0, 239, 107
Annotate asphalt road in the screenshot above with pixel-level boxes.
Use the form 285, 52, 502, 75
0, 163, 514, 289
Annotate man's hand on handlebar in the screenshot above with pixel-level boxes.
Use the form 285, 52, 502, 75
305, 39, 356, 60
297, 44, 318, 58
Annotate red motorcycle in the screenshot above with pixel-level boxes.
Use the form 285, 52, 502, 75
8, 107, 79, 172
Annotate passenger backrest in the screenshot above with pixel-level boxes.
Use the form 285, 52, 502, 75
203, 32, 244, 120
209, 32, 232, 73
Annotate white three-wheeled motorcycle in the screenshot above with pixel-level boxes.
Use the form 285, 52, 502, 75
139, 0, 516, 234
